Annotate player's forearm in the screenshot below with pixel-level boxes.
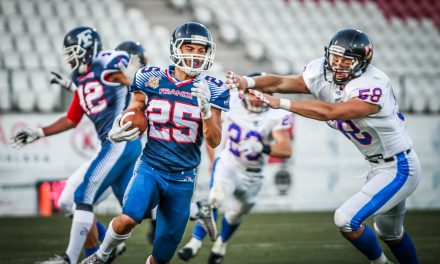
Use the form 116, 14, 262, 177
202, 119, 221, 148
285, 100, 337, 121
42, 116, 77, 136
254, 74, 308, 94
268, 142, 292, 158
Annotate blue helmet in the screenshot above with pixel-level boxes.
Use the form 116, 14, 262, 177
115, 41, 148, 66
170, 22, 216, 76
63, 26, 102, 72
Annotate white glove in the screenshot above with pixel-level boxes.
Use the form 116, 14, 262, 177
9, 128, 45, 149
225, 71, 239, 90
108, 113, 140, 143
191, 80, 212, 120
50, 71, 77, 92
238, 138, 263, 156
118, 55, 142, 83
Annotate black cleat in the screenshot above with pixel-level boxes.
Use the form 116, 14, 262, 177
208, 252, 224, 264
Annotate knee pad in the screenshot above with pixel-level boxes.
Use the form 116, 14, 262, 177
224, 210, 243, 225
334, 208, 354, 232
374, 222, 404, 241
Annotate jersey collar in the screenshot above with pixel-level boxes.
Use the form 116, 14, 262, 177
165, 65, 196, 87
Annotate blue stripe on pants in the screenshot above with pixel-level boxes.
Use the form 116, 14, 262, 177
350, 152, 410, 231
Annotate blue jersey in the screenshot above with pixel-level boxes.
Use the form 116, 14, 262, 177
67, 50, 130, 143
130, 65, 230, 172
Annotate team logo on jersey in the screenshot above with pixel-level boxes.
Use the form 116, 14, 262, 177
146, 76, 161, 88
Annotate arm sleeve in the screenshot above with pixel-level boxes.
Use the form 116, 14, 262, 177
346, 78, 387, 108
210, 84, 230, 111
273, 112, 293, 131
302, 58, 325, 96
66, 91, 84, 124
106, 53, 129, 71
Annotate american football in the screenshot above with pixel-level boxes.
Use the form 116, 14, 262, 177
120, 107, 148, 135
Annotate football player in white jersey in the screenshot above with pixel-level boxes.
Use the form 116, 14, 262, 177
178, 73, 293, 264
225, 29, 421, 264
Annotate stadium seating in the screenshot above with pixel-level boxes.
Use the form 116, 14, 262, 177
0, 0, 438, 113
187, 0, 440, 114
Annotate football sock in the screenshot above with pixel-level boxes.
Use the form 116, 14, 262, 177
96, 220, 107, 242
348, 225, 383, 261
387, 232, 419, 264
98, 219, 131, 262
66, 209, 95, 264
85, 246, 99, 257
220, 216, 240, 242
193, 222, 207, 240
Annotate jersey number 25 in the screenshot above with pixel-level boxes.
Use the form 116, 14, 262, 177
147, 99, 201, 143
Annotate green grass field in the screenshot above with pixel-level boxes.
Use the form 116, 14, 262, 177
1, 211, 439, 264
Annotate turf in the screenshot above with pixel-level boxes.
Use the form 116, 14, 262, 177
1, 211, 439, 263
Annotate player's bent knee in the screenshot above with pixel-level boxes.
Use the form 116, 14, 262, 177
57, 197, 74, 217
334, 208, 353, 232
225, 211, 243, 225
113, 214, 138, 234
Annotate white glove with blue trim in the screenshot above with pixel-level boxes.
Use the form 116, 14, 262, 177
191, 79, 212, 120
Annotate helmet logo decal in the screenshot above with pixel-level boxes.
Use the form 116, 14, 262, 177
76, 29, 94, 48
329, 45, 345, 54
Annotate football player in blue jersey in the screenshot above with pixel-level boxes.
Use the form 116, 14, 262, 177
80, 22, 230, 264
10, 27, 143, 264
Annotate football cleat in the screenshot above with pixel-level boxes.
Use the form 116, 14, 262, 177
79, 253, 106, 264
208, 252, 224, 264
195, 199, 218, 241
177, 238, 202, 261
208, 236, 227, 264
107, 243, 127, 263
34, 253, 70, 264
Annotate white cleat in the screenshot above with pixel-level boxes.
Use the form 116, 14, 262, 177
208, 236, 227, 264
79, 253, 106, 264
177, 238, 202, 261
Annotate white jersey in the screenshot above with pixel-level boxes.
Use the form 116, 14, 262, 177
303, 57, 412, 158
219, 93, 293, 169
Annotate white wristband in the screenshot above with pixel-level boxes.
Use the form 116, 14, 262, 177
37, 127, 45, 137
243, 76, 255, 88
279, 99, 291, 110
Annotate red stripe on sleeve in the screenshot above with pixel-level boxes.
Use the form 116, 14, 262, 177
66, 91, 84, 125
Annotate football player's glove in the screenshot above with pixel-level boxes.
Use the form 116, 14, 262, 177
50, 71, 77, 92
10, 128, 45, 149
108, 113, 140, 143
118, 54, 142, 83
238, 138, 263, 156
191, 79, 212, 120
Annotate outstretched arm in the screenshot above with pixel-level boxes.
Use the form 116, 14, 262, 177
249, 90, 379, 121
225, 71, 310, 94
